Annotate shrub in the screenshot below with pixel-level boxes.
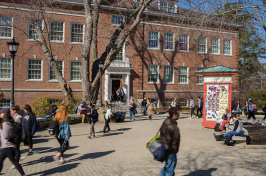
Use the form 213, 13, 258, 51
32, 96, 52, 118
246, 87, 266, 109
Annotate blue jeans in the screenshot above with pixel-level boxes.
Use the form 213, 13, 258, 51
159, 153, 177, 176
143, 105, 147, 115
223, 131, 238, 138
129, 109, 135, 120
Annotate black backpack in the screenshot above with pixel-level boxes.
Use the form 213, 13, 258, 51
224, 134, 235, 146
48, 120, 59, 136
214, 123, 221, 132
9, 122, 23, 144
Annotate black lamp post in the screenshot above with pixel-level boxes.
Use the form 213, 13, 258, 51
98, 59, 104, 107
7, 37, 19, 107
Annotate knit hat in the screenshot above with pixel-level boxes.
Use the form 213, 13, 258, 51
0, 108, 10, 114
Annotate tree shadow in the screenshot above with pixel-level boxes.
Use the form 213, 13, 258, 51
69, 150, 115, 162
33, 138, 49, 144
184, 168, 217, 176
116, 128, 131, 131
34, 146, 79, 154
27, 163, 79, 176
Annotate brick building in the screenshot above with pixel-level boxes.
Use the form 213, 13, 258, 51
0, 0, 240, 109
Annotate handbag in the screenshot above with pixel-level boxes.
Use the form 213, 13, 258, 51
147, 130, 169, 162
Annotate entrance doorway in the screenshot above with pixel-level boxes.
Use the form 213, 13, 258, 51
112, 80, 121, 101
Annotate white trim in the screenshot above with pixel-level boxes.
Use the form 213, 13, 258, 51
49, 60, 64, 81
163, 65, 174, 84
223, 39, 232, 56
148, 65, 159, 84
70, 61, 81, 81
197, 36, 207, 54
211, 38, 220, 55
148, 31, 160, 50
0, 57, 12, 81
141, 21, 239, 35
70, 22, 84, 44
178, 66, 189, 84
50, 21, 65, 43
0, 16, 13, 39
27, 59, 43, 81
179, 34, 189, 52
164, 32, 175, 51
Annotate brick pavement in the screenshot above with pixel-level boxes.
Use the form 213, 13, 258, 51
2, 113, 266, 176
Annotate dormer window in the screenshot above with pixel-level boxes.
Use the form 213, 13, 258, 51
159, 0, 177, 13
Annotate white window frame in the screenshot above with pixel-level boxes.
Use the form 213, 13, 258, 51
28, 20, 43, 41
197, 67, 206, 85
223, 39, 232, 56
0, 99, 11, 108
113, 36, 126, 61
164, 32, 175, 51
198, 36, 207, 54
0, 16, 13, 39
163, 65, 174, 84
27, 59, 43, 81
148, 31, 160, 50
211, 38, 220, 55
49, 60, 64, 82
0, 57, 11, 81
148, 65, 159, 84
70, 61, 81, 82
50, 21, 65, 43
179, 34, 189, 52
158, 0, 177, 13
70, 23, 84, 44
178, 66, 189, 84
112, 15, 124, 26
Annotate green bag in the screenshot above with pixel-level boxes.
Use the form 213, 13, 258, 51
147, 134, 160, 148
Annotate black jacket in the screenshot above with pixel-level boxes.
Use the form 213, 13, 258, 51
88, 108, 98, 124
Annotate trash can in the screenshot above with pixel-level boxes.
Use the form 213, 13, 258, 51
117, 111, 125, 122
110, 113, 118, 123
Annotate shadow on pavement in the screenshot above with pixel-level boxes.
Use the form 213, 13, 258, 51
34, 146, 79, 154
116, 128, 131, 131
27, 163, 79, 176
184, 168, 217, 176
34, 138, 49, 144
69, 150, 115, 162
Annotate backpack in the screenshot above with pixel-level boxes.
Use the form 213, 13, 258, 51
214, 123, 221, 132
253, 104, 257, 113
200, 100, 203, 109
224, 134, 235, 146
48, 120, 59, 137
9, 122, 23, 144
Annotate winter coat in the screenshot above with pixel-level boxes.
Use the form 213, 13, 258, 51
23, 113, 37, 136
160, 118, 180, 154
147, 102, 155, 115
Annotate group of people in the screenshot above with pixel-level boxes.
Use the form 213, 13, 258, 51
0, 104, 37, 176
141, 97, 156, 120
112, 87, 125, 102
189, 97, 203, 119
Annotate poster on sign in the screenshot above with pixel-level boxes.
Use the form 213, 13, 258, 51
206, 85, 228, 121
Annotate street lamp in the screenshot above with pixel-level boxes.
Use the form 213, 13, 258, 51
7, 37, 19, 107
98, 59, 104, 107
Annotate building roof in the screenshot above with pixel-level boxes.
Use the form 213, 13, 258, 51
194, 66, 238, 74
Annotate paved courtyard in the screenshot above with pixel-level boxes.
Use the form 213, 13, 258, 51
2, 113, 266, 176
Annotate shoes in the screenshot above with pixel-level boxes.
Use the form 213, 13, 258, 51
27, 152, 33, 156
93, 135, 96, 137
53, 156, 59, 162
20, 156, 26, 161
196, 116, 199, 119
60, 160, 67, 164
9, 165, 15, 170
88, 136, 92, 139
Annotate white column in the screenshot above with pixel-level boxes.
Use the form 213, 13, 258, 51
125, 74, 130, 101
104, 74, 110, 101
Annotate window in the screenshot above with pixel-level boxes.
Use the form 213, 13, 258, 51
0, 16, 12, 38
164, 33, 174, 50
112, 15, 123, 25
159, 0, 176, 13
114, 49, 123, 60
28, 20, 43, 40
211, 38, 219, 54
0, 99, 10, 108
49, 61, 64, 81
148, 65, 159, 83
198, 36, 207, 53
0, 58, 11, 80
197, 67, 206, 84
148, 31, 159, 49
179, 99, 187, 106
178, 67, 188, 84
71, 23, 84, 43
70, 61, 81, 81
163, 99, 174, 108
223, 39, 232, 55
179, 35, 189, 52
50, 21, 64, 42
28, 59, 42, 80
163, 66, 174, 83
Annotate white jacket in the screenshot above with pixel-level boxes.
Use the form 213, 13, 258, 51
105, 109, 112, 120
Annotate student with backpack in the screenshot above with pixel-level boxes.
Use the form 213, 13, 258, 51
87, 103, 98, 139
23, 104, 37, 156
0, 112, 26, 176
52, 105, 71, 164
247, 98, 256, 120
10, 105, 25, 164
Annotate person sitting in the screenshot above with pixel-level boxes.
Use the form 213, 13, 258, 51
220, 108, 231, 133
214, 115, 242, 141
48, 105, 58, 116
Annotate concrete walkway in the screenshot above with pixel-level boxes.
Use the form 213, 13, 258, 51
2, 113, 266, 176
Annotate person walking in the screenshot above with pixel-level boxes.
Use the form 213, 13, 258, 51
128, 96, 136, 121
120, 88, 125, 102
116, 88, 121, 102
87, 103, 98, 139
10, 105, 24, 164
102, 101, 111, 133
170, 99, 177, 108
247, 98, 256, 120
196, 97, 203, 118
0, 112, 26, 176
147, 99, 155, 120
52, 105, 71, 164
190, 97, 196, 118
159, 107, 180, 176
23, 104, 36, 156
243, 101, 249, 118
141, 97, 147, 115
